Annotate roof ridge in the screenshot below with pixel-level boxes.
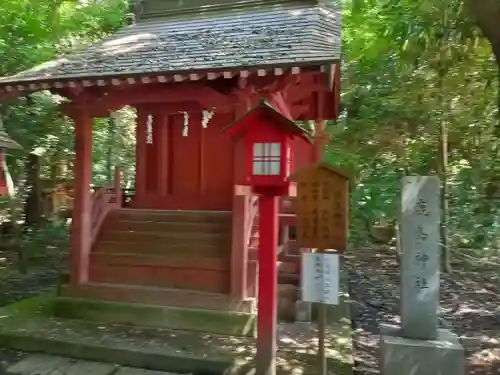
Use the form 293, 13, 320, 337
134, 0, 321, 22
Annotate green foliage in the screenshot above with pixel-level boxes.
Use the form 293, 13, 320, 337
0, 0, 131, 183
0, 0, 130, 270
338, 0, 500, 249
19, 219, 69, 269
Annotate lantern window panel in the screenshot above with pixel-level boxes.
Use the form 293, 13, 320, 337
253, 142, 281, 175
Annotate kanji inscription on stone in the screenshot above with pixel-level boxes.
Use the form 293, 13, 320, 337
400, 176, 440, 340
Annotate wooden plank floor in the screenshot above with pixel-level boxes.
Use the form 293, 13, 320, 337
6, 354, 180, 375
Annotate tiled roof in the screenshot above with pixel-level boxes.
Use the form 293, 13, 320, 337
0, 3, 340, 85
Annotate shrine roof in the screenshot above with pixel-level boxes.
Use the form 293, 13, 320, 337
0, 2, 340, 88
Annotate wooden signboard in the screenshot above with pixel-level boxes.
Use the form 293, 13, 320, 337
289, 162, 350, 252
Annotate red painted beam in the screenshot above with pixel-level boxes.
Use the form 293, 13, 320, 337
70, 102, 93, 285
95, 84, 231, 108
256, 194, 279, 375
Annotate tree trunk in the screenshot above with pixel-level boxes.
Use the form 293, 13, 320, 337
438, 106, 452, 273
464, 0, 500, 132
463, 1, 500, 245
24, 153, 42, 228
106, 116, 116, 184
494, 43, 500, 135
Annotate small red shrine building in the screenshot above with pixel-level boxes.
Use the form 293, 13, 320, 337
0, 0, 341, 327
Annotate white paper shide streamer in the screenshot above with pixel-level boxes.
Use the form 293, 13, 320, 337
201, 109, 215, 128
182, 111, 189, 137
146, 114, 153, 144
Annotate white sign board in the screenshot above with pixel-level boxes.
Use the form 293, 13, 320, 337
301, 253, 340, 305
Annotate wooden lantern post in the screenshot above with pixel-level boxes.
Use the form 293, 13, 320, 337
289, 162, 350, 375
223, 100, 311, 375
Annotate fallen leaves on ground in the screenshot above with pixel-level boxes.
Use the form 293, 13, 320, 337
347, 246, 500, 375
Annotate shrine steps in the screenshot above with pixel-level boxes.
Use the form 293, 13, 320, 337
107, 209, 233, 223
59, 283, 254, 313
91, 209, 232, 293
52, 296, 255, 337
68, 209, 256, 337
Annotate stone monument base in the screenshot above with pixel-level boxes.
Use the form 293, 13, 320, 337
379, 324, 465, 375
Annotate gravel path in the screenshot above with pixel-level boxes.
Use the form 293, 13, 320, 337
347, 247, 500, 375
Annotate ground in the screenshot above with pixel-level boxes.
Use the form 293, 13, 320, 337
0, 244, 498, 375
0, 244, 62, 374
348, 246, 500, 375
0, 245, 352, 375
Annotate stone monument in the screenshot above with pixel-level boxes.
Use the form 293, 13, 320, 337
379, 176, 465, 375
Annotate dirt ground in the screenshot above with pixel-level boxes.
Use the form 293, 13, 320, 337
0, 248, 61, 374
0, 244, 499, 374
347, 247, 500, 375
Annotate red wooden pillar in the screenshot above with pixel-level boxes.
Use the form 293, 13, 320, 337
230, 104, 250, 300
256, 194, 279, 375
135, 108, 148, 203
70, 103, 93, 285
231, 184, 249, 300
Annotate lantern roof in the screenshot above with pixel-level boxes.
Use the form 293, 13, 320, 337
0, 117, 22, 150
223, 99, 312, 143
288, 161, 352, 182
0, 0, 340, 93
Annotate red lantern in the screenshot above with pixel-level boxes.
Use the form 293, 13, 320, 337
0, 118, 22, 196
0, 150, 8, 196
223, 100, 311, 191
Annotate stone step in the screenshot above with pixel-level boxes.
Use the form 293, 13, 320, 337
88, 262, 229, 293
0, 270, 354, 374
278, 272, 300, 285
283, 240, 302, 256
110, 209, 232, 224
98, 229, 230, 243
101, 219, 229, 234
90, 252, 229, 271
93, 240, 229, 257
60, 282, 254, 313
278, 261, 298, 274
53, 297, 255, 337
278, 285, 297, 322
278, 283, 298, 322
7, 354, 182, 375
7, 354, 120, 375
278, 284, 297, 300
0, 313, 242, 374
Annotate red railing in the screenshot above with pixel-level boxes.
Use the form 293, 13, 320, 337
246, 195, 259, 249
90, 167, 122, 246
231, 185, 260, 299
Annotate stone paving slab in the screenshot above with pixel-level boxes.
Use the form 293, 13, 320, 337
0, 306, 353, 375
7, 354, 118, 375
6, 354, 181, 375
114, 367, 173, 375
